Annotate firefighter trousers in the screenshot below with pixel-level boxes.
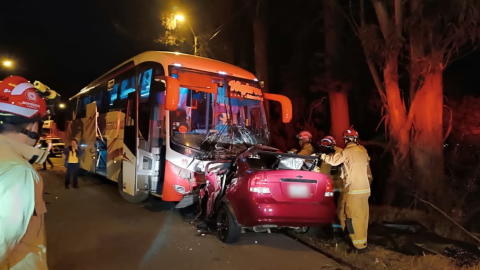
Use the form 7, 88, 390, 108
345, 193, 369, 250
332, 190, 346, 231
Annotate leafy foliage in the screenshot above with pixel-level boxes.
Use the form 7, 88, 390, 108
156, 13, 185, 46
447, 96, 480, 143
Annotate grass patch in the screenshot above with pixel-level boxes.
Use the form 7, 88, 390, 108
369, 205, 475, 243
294, 234, 470, 270
289, 206, 480, 269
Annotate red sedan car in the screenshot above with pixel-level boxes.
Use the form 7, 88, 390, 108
199, 145, 336, 243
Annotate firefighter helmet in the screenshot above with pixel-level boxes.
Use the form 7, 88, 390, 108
0, 76, 48, 122
343, 126, 359, 139
321, 135, 336, 148
297, 130, 313, 141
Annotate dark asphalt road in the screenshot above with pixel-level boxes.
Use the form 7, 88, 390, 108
36, 157, 348, 270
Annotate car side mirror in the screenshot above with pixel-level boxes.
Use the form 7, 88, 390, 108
263, 93, 292, 123
155, 76, 180, 111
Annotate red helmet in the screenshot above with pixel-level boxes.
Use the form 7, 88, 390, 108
0, 76, 48, 121
321, 135, 336, 148
343, 126, 359, 139
297, 130, 313, 141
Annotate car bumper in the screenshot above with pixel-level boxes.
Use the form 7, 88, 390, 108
234, 198, 336, 227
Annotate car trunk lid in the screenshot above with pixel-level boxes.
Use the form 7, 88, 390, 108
263, 170, 331, 203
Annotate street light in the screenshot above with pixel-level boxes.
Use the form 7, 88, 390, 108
175, 14, 184, 22
59, 103, 66, 109
2, 60, 12, 68
175, 14, 198, 56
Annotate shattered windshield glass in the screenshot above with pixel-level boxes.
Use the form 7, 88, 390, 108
170, 74, 268, 156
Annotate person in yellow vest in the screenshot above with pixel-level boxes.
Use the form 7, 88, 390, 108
0, 76, 51, 270
63, 139, 83, 189
321, 127, 373, 253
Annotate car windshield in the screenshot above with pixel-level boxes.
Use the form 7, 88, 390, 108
51, 139, 63, 144
170, 72, 268, 155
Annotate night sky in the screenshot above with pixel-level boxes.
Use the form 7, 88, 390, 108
0, 0, 172, 98
1, 0, 480, 103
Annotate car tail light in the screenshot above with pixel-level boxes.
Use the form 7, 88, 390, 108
249, 172, 271, 194
325, 177, 334, 197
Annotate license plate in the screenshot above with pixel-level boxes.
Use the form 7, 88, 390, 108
288, 184, 311, 198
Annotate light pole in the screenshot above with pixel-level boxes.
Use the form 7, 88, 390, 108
175, 14, 198, 56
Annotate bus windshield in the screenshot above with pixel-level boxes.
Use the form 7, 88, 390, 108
170, 73, 268, 155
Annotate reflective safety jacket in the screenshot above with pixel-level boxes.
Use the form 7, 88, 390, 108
0, 135, 49, 270
318, 147, 344, 192
323, 143, 372, 195
297, 142, 315, 156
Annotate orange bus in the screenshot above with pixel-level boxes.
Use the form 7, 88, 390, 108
67, 51, 292, 203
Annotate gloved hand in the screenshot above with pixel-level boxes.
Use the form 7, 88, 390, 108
288, 148, 298, 154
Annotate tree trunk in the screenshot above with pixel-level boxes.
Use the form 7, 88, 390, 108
252, 0, 269, 117
382, 56, 411, 205
216, 0, 235, 64
323, 0, 350, 147
410, 71, 444, 202
384, 57, 410, 159
329, 91, 350, 147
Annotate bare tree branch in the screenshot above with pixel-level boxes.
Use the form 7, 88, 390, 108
360, 0, 386, 99
371, 0, 391, 40
412, 193, 480, 245
394, 0, 402, 30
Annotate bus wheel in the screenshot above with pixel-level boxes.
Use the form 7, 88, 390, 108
117, 170, 149, 204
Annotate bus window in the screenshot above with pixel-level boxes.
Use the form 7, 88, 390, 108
138, 68, 153, 103
77, 95, 91, 119
120, 76, 135, 100
110, 84, 118, 106
170, 88, 214, 149
138, 63, 165, 147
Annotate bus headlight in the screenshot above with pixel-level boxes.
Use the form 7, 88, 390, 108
174, 185, 186, 194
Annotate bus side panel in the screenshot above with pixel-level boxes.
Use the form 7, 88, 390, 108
122, 111, 137, 196
80, 103, 97, 173
105, 111, 125, 182
122, 144, 136, 195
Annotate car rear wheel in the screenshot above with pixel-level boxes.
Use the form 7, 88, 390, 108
117, 169, 149, 204
217, 205, 241, 244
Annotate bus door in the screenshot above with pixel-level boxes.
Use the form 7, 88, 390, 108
129, 63, 167, 196
122, 92, 137, 196
83, 102, 98, 173
145, 72, 166, 195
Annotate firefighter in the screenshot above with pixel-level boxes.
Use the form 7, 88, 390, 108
320, 127, 373, 253
0, 76, 55, 269
318, 136, 346, 236
296, 130, 315, 156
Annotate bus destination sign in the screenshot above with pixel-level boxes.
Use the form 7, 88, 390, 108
228, 80, 263, 101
